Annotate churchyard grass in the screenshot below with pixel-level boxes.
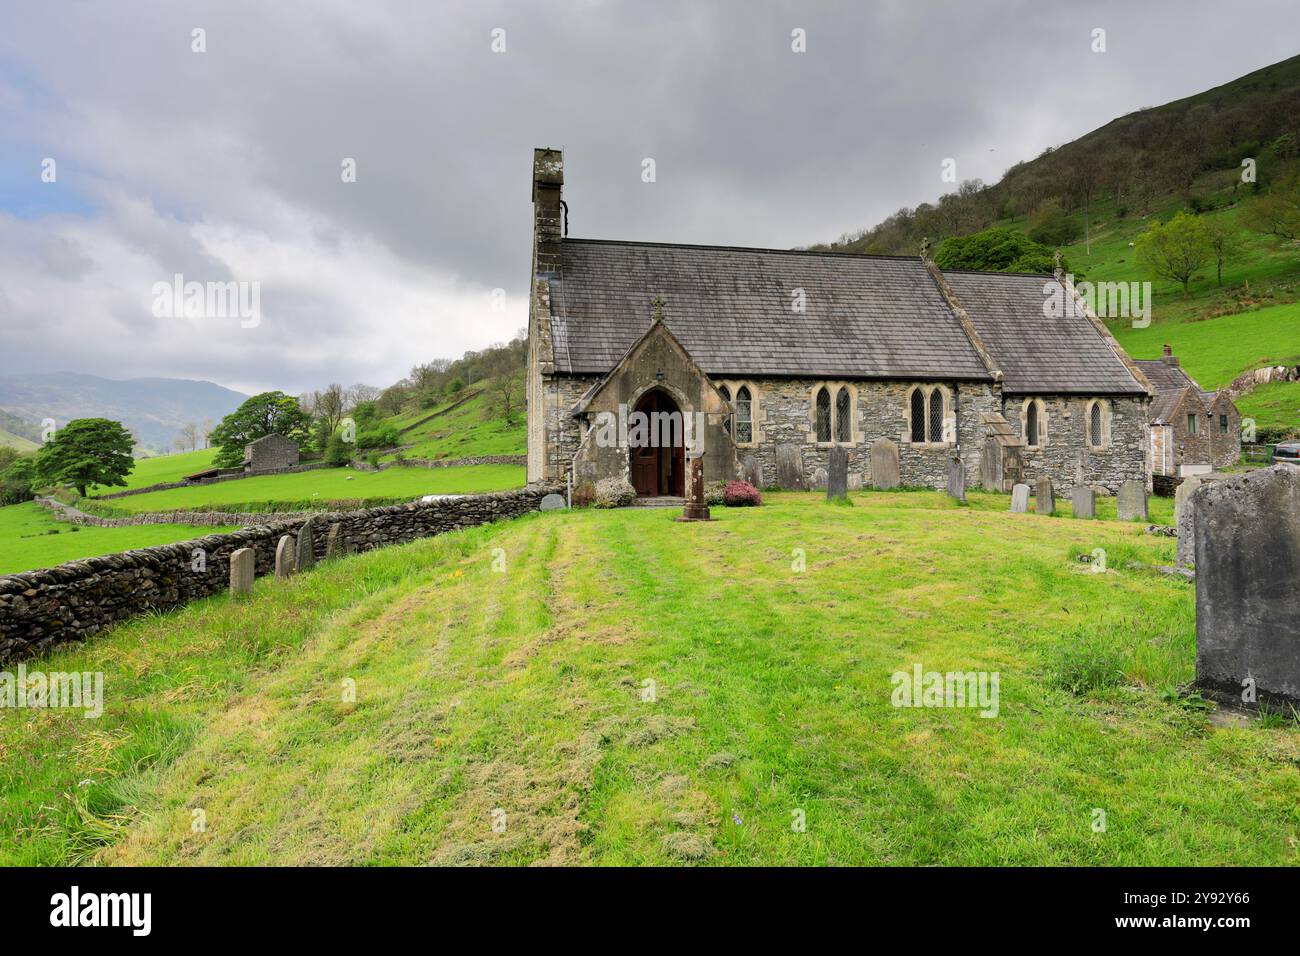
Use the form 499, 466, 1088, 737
83, 463, 526, 514
0, 501, 237, 575
2, 489, 1294, 866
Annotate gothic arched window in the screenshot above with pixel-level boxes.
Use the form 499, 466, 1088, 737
735, 386, 753, 444
910, 388, 926, 444
835, 387, 851, 443
815, 386, 832, 442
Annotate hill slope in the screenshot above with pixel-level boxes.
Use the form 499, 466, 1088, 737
0, 372, 247, 453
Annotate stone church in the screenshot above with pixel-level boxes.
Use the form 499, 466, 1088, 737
525, 148, 1153, 497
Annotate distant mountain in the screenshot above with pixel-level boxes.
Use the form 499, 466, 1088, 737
0, 373, 248, 452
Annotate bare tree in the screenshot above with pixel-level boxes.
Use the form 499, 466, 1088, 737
175, 422, 200, 452
314, 383, 346, 434
346, 384, 380, 409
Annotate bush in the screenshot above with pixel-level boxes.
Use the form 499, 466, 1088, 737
722, 480, 762, 507
356, 422, 401, 450
1026, 200, 1080, 247
704, 480, 727, 506
323, 432, 353, 466
592, 477, 636, 509
1046, 628, 1128, 695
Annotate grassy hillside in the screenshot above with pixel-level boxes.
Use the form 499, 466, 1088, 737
85, 463, 524, 514
0, 501, 236, 575
4, 490, 1296, 866
0, 429, 38, 452
380, 386, 524, 463
88, 447, 219, 494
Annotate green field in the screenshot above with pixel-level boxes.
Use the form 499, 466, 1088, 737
1237, 379, 1300, 438
3, 489, 1294, 866
380, 388, 525, 463
86, 463, 525, 514
0, 502, 236, 576
89, 448, 219, 494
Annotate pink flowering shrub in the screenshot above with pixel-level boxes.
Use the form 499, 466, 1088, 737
723, 480, 762, 507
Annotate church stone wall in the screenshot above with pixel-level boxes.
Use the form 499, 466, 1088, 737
1005, 394, 1149, 495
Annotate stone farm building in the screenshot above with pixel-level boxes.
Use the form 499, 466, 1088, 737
1134, 344, 1240, 481
525, 148, 1155, 497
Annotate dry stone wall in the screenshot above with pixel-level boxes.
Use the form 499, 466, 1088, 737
0, 486, 559, 663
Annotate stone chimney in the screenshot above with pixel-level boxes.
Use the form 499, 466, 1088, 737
1162, 343, 1179, 366
532, 148, 564, 277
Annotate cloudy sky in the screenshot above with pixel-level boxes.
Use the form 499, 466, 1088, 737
0, 1, 1294, 396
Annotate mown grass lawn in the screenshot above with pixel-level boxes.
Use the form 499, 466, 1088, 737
87, 463, 525, 514
2, 489, 1294, 866
0, 502, 236, 576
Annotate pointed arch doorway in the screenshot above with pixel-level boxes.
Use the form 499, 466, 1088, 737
629, 388, 685, 497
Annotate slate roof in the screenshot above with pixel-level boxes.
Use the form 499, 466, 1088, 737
1133, 358, 1211, 423
942, 271, 1147, 395
549, 239, 1147, 395
551, 240, 992, 381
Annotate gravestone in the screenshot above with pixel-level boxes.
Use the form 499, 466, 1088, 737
1074, 449, 1088, 487
847, 473, 863, 491
275, 535, 296, 579
741, 454, 763, 488
827, 446, 848, 501
229, 547, 255, 598
775, 443, 804, 490
1174, 476, 1202, 568
540, 493, 567, 511
678, 454, 711, 521
1117, 480, 1148, 521
811, 467, 828, 491
869, 439, 899, 490
1035, 477, 1055, 516
1071, 486, 1095, 519
296, 518, 316, 571
1009, 483, 1030, 513
946, 456, 965, 501
1194, 467, 1300, 706
325, 524, 346, 559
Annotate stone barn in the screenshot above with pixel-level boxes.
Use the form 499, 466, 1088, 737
1135, 344, 1240, 485
243, 434, 300, 473
525, 148, 1153, 496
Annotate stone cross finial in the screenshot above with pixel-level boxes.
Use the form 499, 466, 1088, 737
919, 237, 932, 261
650, 295, 666, 324
1053, 249, 1064, 280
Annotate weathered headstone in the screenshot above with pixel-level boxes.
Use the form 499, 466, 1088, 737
296, 519, 316, 571
847, 473, 863, 491
1194, 466, 1300, 706
325, 524, 346, 559
827, 446, 848, 501
1174, 476, 1202, 568
229, 547, 254, 598
741, 454, 763, 488
1035, 476, 1055, 516
946, 456, 965, 501
1071, 486, 1095, 519
1117, 479, 1148, 521
540, 493, 567, 511
811, 467, 828, 491
678, 454, 711, 521
775, 443, 804, 490
275, 535, 296, 578
869, 439, 899, 490
1009, 483, 1030, 513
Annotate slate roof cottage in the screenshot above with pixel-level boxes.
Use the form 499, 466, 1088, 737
1134, 344, 1240, 479
525, 149, 1154, 496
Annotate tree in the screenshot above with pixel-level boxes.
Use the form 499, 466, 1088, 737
0, 454, 35, 505
346, 383, 380, 409
933, 227, 1063, 275
313, 383, 346, 435
208, 391, 312, 468
175, 422, 200, 452
1135, 212, 1211, 296
200, 418, 215, 448
34, 418, 134, 496
490, 371, 523, 425
1026, 200, 1079, 248
1203, 218, 1240, 286
1243, 173, 1300, 244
